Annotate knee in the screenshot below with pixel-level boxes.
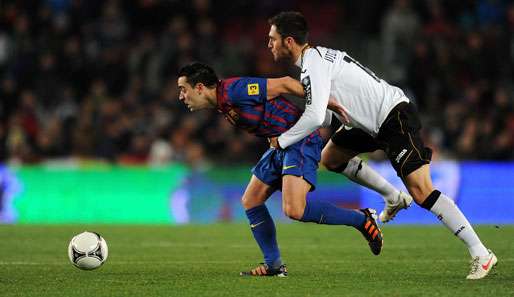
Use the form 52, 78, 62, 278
241, 195, 258, 210
283, 204, 304, 221
409, 184, 434, 205
321, 154, 348, 173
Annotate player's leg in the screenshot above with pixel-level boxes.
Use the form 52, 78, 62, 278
240, 149, 286, 277
403, 165, 496, 279
385, 102, 496, 279
240, 175, 285, 276
281, 133, 384, 255
280, 174, 383, 255
281, 174, 363, 226
322, 127, 413, 222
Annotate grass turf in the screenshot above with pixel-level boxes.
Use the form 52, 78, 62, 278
0, 224, 513, 297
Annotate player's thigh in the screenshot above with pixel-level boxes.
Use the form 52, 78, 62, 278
403, 164, 434, 204
321, 139, 359, 168
322, 126, 379, 169
241, 175, 275, 210
379, 103, 433, 180
281, 174, 311, 219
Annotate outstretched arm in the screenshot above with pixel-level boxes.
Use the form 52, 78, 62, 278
266, 76, 304, 99
267, 77, 348, 124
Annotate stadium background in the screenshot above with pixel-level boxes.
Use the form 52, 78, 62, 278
0, 0, 513, 224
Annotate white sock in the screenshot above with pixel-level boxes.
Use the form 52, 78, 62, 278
429, 193, 489, 258
343, 156, 399, 203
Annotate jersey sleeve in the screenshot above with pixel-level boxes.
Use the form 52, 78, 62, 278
277, 54, 332, 148
228, 77, 267, 107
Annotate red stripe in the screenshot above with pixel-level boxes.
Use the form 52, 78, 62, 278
240, 111, 260, 121
264, 112, 287, 124
270, 100, 298, 116
272, 125, 288, 132
279, 98, 300, 113
216, 78, 241, 110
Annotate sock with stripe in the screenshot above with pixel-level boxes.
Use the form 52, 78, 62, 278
245, 204, 282, 268
300, 200, 365, 228
337, 156, 400, 204
421, 190, 489, 258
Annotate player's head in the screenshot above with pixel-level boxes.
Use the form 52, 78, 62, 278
268, 11, 308, 61
177, 62, 218, 111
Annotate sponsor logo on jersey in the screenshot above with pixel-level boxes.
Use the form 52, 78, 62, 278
247, 83, 259, 95
302, 76, 312, 105
395, 149, 408, 164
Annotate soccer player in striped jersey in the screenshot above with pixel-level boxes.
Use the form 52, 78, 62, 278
266, 11, 496, 279
177, 62, 383, 277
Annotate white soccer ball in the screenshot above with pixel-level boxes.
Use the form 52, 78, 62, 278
68, 231, 108, 270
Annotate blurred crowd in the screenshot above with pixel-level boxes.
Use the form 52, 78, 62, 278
0, 0, 513, 166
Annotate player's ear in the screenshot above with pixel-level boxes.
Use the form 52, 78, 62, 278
284, 36, 295, 49
195, 83, 204, 93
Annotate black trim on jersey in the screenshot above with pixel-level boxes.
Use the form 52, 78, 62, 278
343, 55, 381, 82
312, 47, 323, 58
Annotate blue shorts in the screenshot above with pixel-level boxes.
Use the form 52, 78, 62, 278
251, 134, 322, 191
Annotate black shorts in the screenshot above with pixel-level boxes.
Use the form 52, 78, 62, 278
331, 102, 432, 179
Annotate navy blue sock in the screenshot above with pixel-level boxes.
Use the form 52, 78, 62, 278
245, 205, 281, 268
300, 200, 366, 228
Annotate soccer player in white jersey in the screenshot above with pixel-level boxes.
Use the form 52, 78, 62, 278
266, 11, 497, 279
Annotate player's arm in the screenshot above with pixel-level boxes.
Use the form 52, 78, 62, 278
267, 77, 347, 124
266, 76, 304, 99
275, 57, 332, 149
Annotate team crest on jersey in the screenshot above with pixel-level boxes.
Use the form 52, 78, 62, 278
247, 83, 259, 96
302, 76, 312, 105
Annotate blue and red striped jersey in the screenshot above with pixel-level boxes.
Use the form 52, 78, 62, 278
216, 77, 320, 140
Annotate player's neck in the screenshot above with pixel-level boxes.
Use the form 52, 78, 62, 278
293, 43, 310, 67
205, 87, 218, 108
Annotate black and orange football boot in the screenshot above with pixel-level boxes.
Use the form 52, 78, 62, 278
359, 208, 383, 255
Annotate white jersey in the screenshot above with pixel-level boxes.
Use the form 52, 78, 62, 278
277, 46, 409, 149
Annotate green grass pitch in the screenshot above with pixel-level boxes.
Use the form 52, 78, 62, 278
0, 224, 513, 297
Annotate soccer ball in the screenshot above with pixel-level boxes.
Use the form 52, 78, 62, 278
68, 231, 108, 270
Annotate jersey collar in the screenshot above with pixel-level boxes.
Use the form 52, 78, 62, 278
295, 44, 311, 68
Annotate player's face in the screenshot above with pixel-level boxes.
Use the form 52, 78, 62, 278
177, 76, 210, 111
268, 25, 292, 61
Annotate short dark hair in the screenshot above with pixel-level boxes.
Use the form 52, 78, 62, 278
268, 11, 308, 45
178, 62, 218, 88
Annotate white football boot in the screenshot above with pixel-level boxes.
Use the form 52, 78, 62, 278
467, 249, 498, 280
379, 191, 413, 223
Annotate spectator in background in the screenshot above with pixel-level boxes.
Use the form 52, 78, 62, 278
0, 0, 512, 166
381, 0, 420, 85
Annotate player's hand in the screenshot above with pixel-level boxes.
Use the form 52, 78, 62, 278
268, 137, 281, 149
328, 96, 350, 124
